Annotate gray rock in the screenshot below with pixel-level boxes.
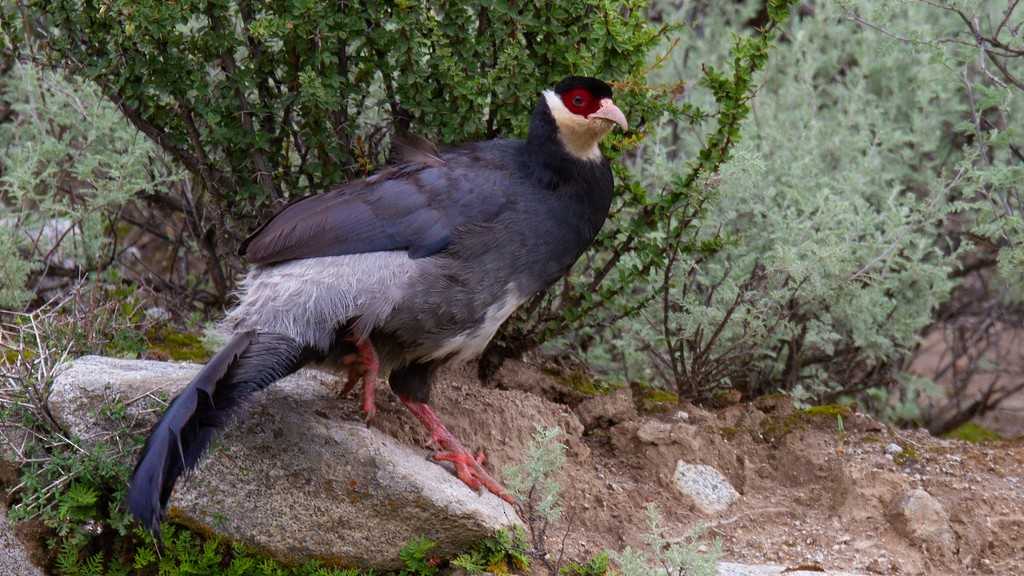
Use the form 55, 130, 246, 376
0, 504, 44, 576
886, 488, 955, 553
674, 461, 739, 514
49, 356, 520, 569
574, 388, 635, 431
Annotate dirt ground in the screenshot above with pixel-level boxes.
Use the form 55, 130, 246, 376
372, 358, 1024, 576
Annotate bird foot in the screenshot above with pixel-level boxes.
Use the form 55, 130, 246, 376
400, 397, 517, 506
431, 450, 515, 506
339, 338, 379, 423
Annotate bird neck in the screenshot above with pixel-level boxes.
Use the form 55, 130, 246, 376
522, 99, 614, 243
524, 99, 599, 184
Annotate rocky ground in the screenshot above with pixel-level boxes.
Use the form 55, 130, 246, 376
4, 356, 1024, 575
407, 359, 1024, 576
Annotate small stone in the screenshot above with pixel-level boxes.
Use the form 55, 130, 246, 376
885, 443, 903, 455
637, 421, 673, 443
636, 421, 700, 450
145, 307, 172, 321
673, 461, 739, 514
887, 489, 955, 554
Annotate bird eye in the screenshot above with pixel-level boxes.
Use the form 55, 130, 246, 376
561, 89, 597, 116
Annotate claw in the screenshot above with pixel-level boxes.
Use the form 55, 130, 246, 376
432, 450, 501, 495
399, 397, 516, 506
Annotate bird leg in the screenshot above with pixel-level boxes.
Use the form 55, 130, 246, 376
339, 338, 379, 423
399, 396, 516, 506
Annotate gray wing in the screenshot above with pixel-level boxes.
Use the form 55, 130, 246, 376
240, 153, 512, 265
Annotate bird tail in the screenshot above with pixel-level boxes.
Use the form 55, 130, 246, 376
127, 331, 314, 538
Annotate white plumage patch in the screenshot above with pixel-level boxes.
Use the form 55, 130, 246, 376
544, 90, 616, 162
422, 285, 526, 363
220, 253, 417, 350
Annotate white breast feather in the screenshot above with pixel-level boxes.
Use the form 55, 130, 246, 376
421, 285, 526, 363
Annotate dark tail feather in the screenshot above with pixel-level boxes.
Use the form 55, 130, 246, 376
127, 331, 313, 538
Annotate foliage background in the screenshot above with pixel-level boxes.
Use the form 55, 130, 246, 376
1, 0, 1023, 573
2, 0, 1021, 428
4, 0, 665, 301
566, 0, 1022, 432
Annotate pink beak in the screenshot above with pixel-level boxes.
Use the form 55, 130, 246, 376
590, 98, 628, 131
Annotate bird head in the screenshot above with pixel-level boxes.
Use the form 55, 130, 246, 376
543, 77, 628, 162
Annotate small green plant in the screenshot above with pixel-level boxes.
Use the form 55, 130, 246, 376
398, 537, 441, 576
129, 525, 363, 576
2, 293, 142, 548
837, 414, 846, 449
501, 426, 568, 575
501, 426, 722, 576
611, 505, 722, 576
559, 551, 609, 576
452, 528, 530, 575
504, 426, 566, 524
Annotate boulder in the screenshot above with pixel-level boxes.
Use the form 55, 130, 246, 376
49, 356, 521, 569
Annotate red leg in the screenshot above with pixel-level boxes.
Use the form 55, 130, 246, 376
399, 396, 517, 506
339, 338, 379, 423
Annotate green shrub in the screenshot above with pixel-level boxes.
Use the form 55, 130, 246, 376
860, 0, 1024, 433
13, 0, 670, 302
0, 61, 181, 310
5, 0, 801, 348
573, 0, 1024, 422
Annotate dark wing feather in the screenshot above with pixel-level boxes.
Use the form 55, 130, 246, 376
240, 151, 510, 265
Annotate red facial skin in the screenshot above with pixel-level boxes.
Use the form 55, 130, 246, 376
561, 88, 601, 117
